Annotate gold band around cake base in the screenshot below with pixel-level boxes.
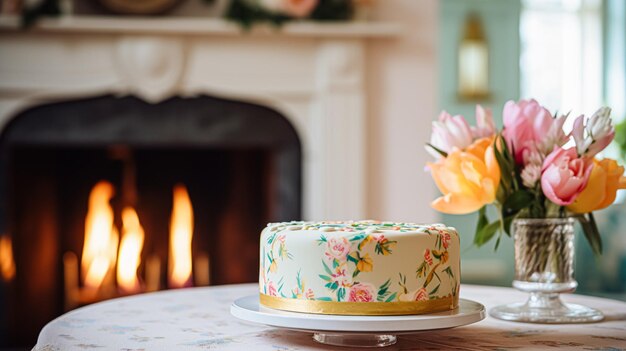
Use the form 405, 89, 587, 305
259, 294, 458, 316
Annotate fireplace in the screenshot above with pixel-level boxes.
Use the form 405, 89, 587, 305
0, 18, 387, 348
0, 94, 302, 347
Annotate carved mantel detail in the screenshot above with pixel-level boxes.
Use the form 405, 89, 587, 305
114, 36, 187, 103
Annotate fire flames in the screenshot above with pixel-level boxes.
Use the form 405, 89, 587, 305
168, 184, 194, 288
0, 236, 16, 281
73, 180, 199, 301
81, 181, 118, 289
117, 207, 145, 293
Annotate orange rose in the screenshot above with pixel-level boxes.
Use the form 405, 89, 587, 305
427, 137, 500, 214
568, 158, 626, 213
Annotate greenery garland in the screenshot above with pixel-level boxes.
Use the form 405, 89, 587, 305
22, 0, 354, 29
222, 0, 354, 28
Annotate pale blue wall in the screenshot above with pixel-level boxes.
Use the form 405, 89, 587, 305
438, 0, 521, 286
574, 0, 626, 299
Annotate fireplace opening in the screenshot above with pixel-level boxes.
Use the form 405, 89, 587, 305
0, 95, 302, 347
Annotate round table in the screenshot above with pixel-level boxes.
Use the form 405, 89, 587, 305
34, 284, 626, 350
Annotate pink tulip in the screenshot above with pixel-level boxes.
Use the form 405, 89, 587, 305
502, 99, 567, 164
471, 105, 496, 139
428, 111, 473, 157
540, 147, 593, 206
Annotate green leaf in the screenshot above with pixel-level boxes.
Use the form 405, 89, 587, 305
350, 234, 366, 242
332, 258, 339, 268
494, 232, 502, 251
493, 136, 512, 188
317, 234, 327, 245
502, 215, 514, 236
379, 279, 391, 291
318, 274, 331, 281
338, 287, 345, 301
474, 220, 500, 247
577, 213, 602, 256
429, 284, 440, 295
475, 206, 488, 235
322, 260, 332, 275
502, 190, 534, 217
347, 253, 359, 264
385, 292, 398, 302
426, 143, 448, 158
316, 297, 333, 301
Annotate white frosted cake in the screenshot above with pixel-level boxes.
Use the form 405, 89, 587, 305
259, 221, 460, 315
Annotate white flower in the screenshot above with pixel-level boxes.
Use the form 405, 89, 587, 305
522, 144, 544, 167
572, 107, 614, 157
588, 107, 612, 139
521, 164, 542, 188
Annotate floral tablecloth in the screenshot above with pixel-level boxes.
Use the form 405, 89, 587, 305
34, 284, 626, 350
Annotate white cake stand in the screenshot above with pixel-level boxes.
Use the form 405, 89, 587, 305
230, 295, 486, 347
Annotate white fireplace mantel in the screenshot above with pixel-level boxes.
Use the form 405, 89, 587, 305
0, 16, 402, 37
0, 16, 402, 221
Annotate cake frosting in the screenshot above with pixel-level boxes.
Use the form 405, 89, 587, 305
259, 221, 460, 315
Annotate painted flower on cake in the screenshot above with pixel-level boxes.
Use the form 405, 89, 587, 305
331, 268, 350, 287
427, 137, 500, 214
268, 259, 278, 273
441, 232, 451, 249
373, 235, 397, 255
433, 249, 449, 265
348, 283, 376, 302
424, 249, 433, 266
325, 237, 351, 261
414, 288, 428, 301
267, 281, 277, 296
355, 253, 373, 273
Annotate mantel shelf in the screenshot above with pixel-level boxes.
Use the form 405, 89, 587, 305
0, 15, 403, 38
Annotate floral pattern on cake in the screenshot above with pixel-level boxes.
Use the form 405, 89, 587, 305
262, 231, 293, 286
259, 221, 459, 305
315, 230, 399, 301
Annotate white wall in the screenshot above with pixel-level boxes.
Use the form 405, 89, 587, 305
365, 0, 439, 223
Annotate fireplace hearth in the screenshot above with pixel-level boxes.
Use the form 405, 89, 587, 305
0, 94, 301, 347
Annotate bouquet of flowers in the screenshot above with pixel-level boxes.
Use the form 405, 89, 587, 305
426, 99, 626, 254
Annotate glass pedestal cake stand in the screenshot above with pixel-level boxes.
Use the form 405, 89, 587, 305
230, 295, 485, 348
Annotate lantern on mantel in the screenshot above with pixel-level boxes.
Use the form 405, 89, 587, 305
458, 14, 490, 100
